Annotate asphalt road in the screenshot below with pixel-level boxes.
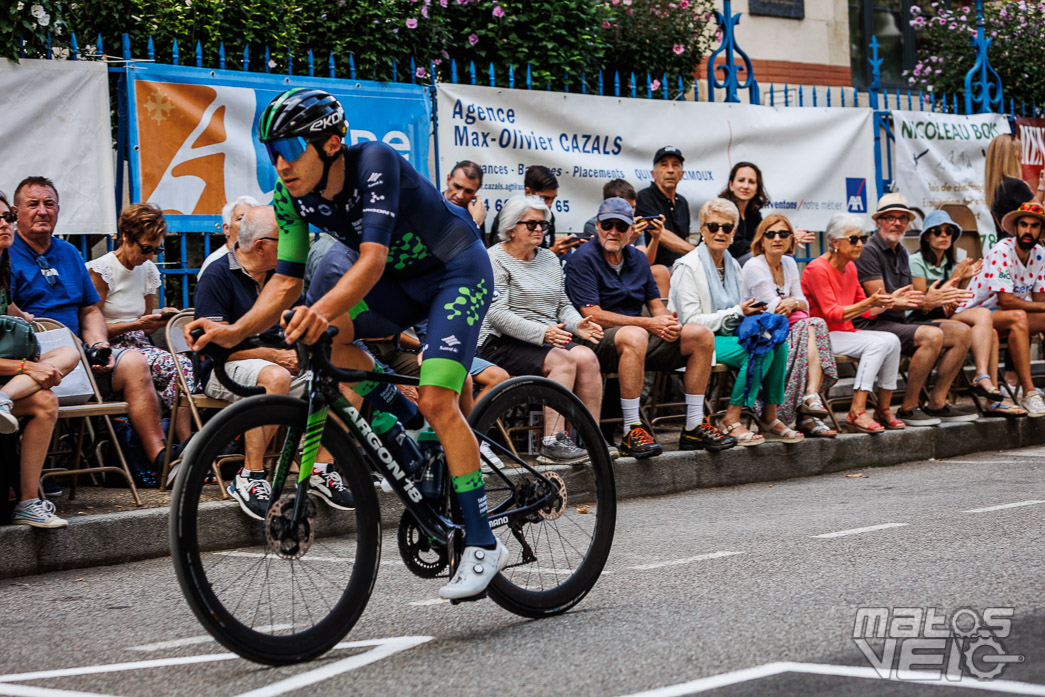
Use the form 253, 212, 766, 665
2, 446, 1044, 697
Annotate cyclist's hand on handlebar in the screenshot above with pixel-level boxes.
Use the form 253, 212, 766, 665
185, 317, 241, 352
282, 305, 329, 346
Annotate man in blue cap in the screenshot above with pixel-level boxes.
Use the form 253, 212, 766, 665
565, 197, 736, 457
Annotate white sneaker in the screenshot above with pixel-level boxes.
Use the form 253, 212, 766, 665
11, 498, 67, 529
0, 397, 18, 435
439, 539, 509, 600
1021, 392, 1045, 418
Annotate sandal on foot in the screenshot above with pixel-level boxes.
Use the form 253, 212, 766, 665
799, 416, 837, 438
797, 393, 830, 417
761, 418, 805, 443
845, 411, 884, 434
970, 374, 1005, 401
721, 420, 764, 447
872, 409, 906, 430
984, 400, 1027, 418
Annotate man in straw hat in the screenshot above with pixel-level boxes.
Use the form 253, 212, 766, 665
854, 193, 979, 427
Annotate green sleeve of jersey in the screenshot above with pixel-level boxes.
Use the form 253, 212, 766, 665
273, 179, 310, 278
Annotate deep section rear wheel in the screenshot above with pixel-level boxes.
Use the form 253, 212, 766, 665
169, 395, 381, 665
469, 377, 616, 617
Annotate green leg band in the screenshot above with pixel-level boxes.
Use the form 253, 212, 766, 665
451, 470, 484, 493
419, 357, 467, 393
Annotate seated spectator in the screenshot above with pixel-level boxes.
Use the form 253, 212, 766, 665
721, 163, 817, 264
9, 177, 171, 475
565, 197, 735, 456
670, 199, 799, 446
854, 193, 978, 426
410, 320, 509, 411
910, 210, 1027, 417
195, 205, 352, 518
199, 195, 257, 277
636, 146, 693, 296
86, 203, 196, 444
801, 214, 903, 433
479, 194, 604, 464
583, 179, 666, 257
488, 166, 577, 256
742, 214, 839, 437
0, 190, 78, 528
443, 160, 488, 231
956, 202, 1045, 416
985, 134, 1044, 240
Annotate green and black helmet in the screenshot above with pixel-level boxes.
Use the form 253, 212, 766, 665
258, 88, 347, 144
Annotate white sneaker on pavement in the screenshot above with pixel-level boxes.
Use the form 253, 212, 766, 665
1021, 392, 1045, 418
439, 539, 509, 600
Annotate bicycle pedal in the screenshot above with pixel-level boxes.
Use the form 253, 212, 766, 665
449, 591, 488, 605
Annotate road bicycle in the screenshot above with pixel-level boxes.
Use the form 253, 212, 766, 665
169, 327, 616, 665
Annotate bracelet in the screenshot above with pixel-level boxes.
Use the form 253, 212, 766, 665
17, 358, 26, 374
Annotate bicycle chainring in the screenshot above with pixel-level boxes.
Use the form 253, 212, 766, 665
265, 495, 317, 560
397, 511, 449, 578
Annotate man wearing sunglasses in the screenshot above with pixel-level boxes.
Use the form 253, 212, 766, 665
187, 88, 508, 600
854, 193, 978, 426
8, 176, 171, 473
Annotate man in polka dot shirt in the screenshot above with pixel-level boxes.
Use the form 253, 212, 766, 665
958, 202, 1045, 416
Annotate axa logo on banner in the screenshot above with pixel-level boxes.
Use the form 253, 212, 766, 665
846, 178, 868, 213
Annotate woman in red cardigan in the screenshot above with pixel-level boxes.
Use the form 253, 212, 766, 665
801, 213, 904, 434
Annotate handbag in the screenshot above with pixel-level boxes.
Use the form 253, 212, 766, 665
735, 313, 790, 401
0, 316, 42, 361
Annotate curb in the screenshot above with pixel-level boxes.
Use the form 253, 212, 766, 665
2, 417, 1042, 579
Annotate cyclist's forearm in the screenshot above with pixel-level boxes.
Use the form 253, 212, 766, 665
232, 275, 303, 342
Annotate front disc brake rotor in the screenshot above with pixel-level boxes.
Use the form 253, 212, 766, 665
265, 495, 317, 559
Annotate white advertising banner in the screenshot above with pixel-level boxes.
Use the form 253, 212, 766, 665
891, 110, 1010, 250
0, 59, 116, 234
437, 83, 877, 234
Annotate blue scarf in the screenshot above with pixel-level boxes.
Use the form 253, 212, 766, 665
697, 243, 741, 312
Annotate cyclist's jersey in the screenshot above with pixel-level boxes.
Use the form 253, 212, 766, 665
273, 141, 481, 280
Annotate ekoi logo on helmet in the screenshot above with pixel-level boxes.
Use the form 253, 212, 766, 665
310, 108, 345, 133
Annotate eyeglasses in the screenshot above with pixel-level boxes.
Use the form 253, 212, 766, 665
258, 236, 280, 244
845, 234, 870, 245
0, 211, 15, 224
518, 220, 551, 232
136, 241, 165, 255
704, 222, 735, 234
35, 255, 57, 287
763, 229, 792, 240
599, 220, 630, 233
879, 214, 910, 225
928, 227, 957, 238
264, 136, 310, 165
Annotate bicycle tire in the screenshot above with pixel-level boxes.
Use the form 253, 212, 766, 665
169, 395, 381, 665
468, 376, 616, 618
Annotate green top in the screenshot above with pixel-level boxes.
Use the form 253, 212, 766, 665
909, 247, 967, 284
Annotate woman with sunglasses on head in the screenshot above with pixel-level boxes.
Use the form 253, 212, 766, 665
0, 191, 79, 528
670, 198, 797, 446
478, 195, 604, 463
85, 203, 194, 444
910, 210, 1026, 416
742, 214, 839, 437
720, 162, 816, 264
800, 214, 903, 433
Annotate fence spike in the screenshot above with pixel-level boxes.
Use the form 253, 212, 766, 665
645, 73, 651, 99
391, 59, 397, 82
349, 53, 356, 79
827, 86, 831, 107
770, 83, 775, 107
630, 72, 636, 99
906, 89, 911, 110
48, 30, 53, 58
489, 62, 495, 87
581, 71, 587, 95
931, 91, 936, 112
663, 72, 668, 99
145, 35, 153, 61
17, 35, 24, 60
784, 83, 789, 107
307, 48, 314, 77
677, 75, 684, 98
242, 44, 249, 71
839, 86, 844, 108
329, 51, 335, 78
219, 41, 226, 70
598, 70, 603, 96
172, 39, 179, 66
70, 32, 79, 60
509, 64, 514, 89
288, 53, 293, 75
1010, 97, 1015, 115
527, 63, 532, 90
1021, 99, 1027, 116
953, 93, 958, 113
564, 70, 569, 93
919, 90, 925, 111
469, 60, 476, 86
853, 87, 858, 107
614, 71, 620, 97
121, 33, 130, 60
97, 33, 103, 58
813, 86, 818, 107
195, 40, 201, 68
411, 56, 418, 83
263, 46, 270, 73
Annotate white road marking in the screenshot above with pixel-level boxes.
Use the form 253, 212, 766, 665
616, 661, 1045, 696
964, 500, 1045, 513
629, 551, 742, 570
409, 598, 450, 607
813, 523, 908, 539
0, 653, 240, 684
0, 684, 118, 697
126, 626, 294, 652
212, 551, 399, 566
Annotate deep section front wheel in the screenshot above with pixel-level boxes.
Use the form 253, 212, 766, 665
169, 395, 381, 665
469, 376, 616, 618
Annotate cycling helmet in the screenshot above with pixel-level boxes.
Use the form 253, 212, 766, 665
258, 88, 347, 195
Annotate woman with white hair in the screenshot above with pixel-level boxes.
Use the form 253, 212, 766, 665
478, 194, 604, 463
669, 197, 796, 446
800, 213, 903, 433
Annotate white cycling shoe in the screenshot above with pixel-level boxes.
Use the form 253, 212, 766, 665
439, 539, 509, 600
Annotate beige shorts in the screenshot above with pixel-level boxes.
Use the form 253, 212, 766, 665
204, 358, 310, 403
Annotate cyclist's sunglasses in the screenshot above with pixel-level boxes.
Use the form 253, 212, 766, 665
0, 211, 15, 224
599, 220, 630, 233
137, 241, 165, 255
704, 222, 735, 234
519, 220, 551, 232
763, 229, 792, 240
265, 136, 311, 165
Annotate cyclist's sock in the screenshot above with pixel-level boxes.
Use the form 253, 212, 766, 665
685, 394, 705, 430
353, 365, 424, 429
621, 397, 641, 431
451, 470, 497, 548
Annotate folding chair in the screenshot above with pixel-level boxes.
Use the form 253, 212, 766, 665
822, 354, 863, 432
160, 310, 232, 495
33, 318, 142, 506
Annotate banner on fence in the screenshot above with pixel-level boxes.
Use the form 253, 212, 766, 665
891, 110, 1010, 250
126, 64, 432, 231
1016, 115, 1045, 188
436, 83, 876, 234
0, 59, 116, 234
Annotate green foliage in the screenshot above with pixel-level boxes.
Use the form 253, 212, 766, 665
906, 1, 1045, 111
2, 1, 68, 61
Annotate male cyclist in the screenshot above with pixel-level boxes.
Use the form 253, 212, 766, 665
187, 88, 506, 600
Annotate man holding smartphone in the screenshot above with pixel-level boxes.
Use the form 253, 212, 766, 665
636, 147, 693, 297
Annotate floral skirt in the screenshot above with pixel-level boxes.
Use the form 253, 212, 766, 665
111, 330, 195, 411
777, 317, 838, 425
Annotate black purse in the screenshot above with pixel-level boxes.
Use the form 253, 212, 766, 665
0, 315, 42, 361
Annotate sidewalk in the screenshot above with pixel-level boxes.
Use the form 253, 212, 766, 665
3, 415, 1040, 580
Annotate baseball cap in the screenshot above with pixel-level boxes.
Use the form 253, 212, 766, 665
597, 197, 634, 225
653, 146, 685, 166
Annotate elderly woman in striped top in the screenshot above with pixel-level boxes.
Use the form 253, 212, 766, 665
478, 195, 604, 464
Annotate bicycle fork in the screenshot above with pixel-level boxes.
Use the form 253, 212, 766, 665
269, 385, 328, 533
